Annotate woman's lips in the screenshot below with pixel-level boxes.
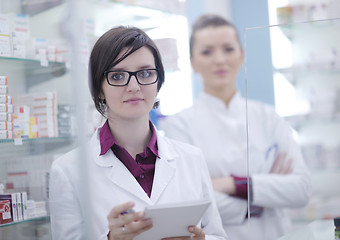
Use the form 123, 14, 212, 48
124, 98, 143, 104
215, 70, 227, 76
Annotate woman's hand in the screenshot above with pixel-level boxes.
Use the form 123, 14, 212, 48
211, 176, 236, 194
162, 226, 205, 239
270, 152, 293, 174
107, 202, 153, 240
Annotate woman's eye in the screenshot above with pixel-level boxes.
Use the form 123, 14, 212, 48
201, 50, 211, 55
138, 70, 151, 78
111, 73, 125, 81
225, 47, 234, 52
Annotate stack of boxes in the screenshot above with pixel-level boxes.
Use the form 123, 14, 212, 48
0, 76, 13, 139
0, 192, 47, 225
16, 92, 58, 138
276, 1, 340, 25
0, 14, 11, 57
27, 200, 47, 219
0, 12, 70, 63
9, 13, 30, 58
0, 12, 93, 63
0, 13, 30, 58
57, 104, 75, 137
13, 105, 30, 139
0, 190, 28, 225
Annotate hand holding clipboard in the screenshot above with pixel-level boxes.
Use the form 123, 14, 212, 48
134, 200, 211, 240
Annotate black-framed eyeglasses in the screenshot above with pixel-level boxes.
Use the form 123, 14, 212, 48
104, 69, 159, 86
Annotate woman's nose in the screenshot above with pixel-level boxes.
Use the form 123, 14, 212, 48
126, 75, 141, 91
214, 51, 227, 63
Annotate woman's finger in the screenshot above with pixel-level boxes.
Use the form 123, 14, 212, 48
107, 202, 135, 220
271, 152, 289, 174
127, 218, 153, 235
283, 157, 293, 174
109, 218, 153, 239
270, 152, 283, 173
108, 210, 145, 232
188, 226, 205, 239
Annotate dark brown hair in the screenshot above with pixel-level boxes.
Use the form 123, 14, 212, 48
189, 14, 241, 57
89, 26, 165, 116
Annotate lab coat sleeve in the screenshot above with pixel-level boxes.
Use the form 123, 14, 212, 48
252, 148, 311, 208
199, 153, 229, 240
251, 108, 312, 208
49, 161, 85, 240
49, 159, 109, 240
214, 192, 248, 225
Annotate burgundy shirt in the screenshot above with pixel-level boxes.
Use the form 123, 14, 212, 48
231, 175, 263, 217
99, 120, 159, 197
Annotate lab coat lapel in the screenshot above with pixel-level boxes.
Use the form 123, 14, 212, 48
92, 127, 178, 205
92, 130, 151, 205
150, 132, 177, 203
108, 156, 151, 204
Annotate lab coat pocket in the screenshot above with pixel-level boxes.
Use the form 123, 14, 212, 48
260, 143, 278, 173
248, 144, 275, 173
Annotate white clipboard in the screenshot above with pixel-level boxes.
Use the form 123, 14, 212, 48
134, 199, 211, 240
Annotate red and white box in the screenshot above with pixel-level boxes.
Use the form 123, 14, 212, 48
0, 200, 12, 224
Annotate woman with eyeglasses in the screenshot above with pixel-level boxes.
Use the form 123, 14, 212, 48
160, 14, 311, 240
49, 26, 227, 240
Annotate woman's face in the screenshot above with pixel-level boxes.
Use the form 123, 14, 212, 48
191, 25, 244, 93
101, 46, 158, 121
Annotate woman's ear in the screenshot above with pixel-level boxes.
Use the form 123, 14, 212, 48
99, 91, 105, 100
153, 97, 160, 109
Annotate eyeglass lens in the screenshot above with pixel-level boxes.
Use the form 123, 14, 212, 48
106, 69, 158, 86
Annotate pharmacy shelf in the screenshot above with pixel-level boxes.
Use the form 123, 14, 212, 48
277, 18, 340, 40
0, 56, 66, 72
0, 136, 75, 144
276, 66, 340, 75
284, 114, 340, 129
0, 215, 49, 228
0, 136, 78, 160
0, 56, 67, 88
0, 56, 65, 64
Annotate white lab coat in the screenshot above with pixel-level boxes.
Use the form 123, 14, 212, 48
159, 92, 311, 240
49, 124, 228, 240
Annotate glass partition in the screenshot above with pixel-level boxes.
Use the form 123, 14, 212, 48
244, 9, 340, 240
0, 1, 76, 239
0, 0, 190, 239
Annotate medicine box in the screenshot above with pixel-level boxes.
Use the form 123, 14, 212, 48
0, 200, 12, 224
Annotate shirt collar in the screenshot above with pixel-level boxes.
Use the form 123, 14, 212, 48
198, 91, 243, 113
99, 119, 159, 158
147, 122, 159, 158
